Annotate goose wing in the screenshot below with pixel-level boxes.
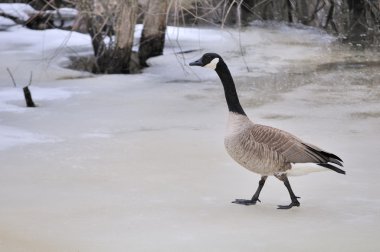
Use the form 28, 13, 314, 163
249, 124, 344, 172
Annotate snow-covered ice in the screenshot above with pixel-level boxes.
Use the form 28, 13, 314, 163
0, 20, 380, 252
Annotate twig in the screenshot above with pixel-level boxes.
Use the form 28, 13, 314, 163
6, 68, 17, 87
221, 0, 238, 28
236, 1, 250, 72
28, 72, 33, 87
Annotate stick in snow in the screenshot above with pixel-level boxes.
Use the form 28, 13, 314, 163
7, 68, 37, 107
23, 86, 36, 107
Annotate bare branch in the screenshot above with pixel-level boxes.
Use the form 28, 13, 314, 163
6, 68, 17, 88
28, 72, 33, 87
221, 0, 238, 28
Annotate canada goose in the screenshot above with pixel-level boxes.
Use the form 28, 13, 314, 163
189, 53, 345, 209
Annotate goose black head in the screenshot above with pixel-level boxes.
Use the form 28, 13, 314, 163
189, 53, 222, 70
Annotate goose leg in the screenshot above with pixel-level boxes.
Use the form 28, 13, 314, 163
275, 174, 300, 209
232, 176, 267, 205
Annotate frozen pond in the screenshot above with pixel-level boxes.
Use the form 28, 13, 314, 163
0, 23, 380, 251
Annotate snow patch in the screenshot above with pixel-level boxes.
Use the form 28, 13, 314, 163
0, 16, 15, 29
0, 3, 36, 21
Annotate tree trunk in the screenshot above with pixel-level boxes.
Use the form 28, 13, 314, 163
108, 0, 138, 73
138, 0, 169, 67
347, 0, 367, 44
77, 0, 137, 74
77, 0, 107, 72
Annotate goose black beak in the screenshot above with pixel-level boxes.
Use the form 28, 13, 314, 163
189, 58, 203, 66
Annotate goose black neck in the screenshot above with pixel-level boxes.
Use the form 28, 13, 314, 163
215, 60, 246, 116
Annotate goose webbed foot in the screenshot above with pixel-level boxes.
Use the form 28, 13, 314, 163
232, 198, 261, 206
277, 197, 300, 210
275, 174, 301, 209
232, 176, 267, 206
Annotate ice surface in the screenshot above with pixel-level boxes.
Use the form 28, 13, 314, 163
0, 20, 380, 252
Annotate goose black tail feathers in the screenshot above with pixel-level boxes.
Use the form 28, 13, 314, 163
317, 163, 346, 175
302, 143, 346, 175
320, 150, 343, 167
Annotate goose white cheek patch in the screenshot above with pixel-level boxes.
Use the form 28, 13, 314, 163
204, 58, 219, 70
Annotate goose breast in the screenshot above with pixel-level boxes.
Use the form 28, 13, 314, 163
224, 112, 291, 175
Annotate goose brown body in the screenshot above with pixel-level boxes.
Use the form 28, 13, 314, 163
224, 112, 343, 176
